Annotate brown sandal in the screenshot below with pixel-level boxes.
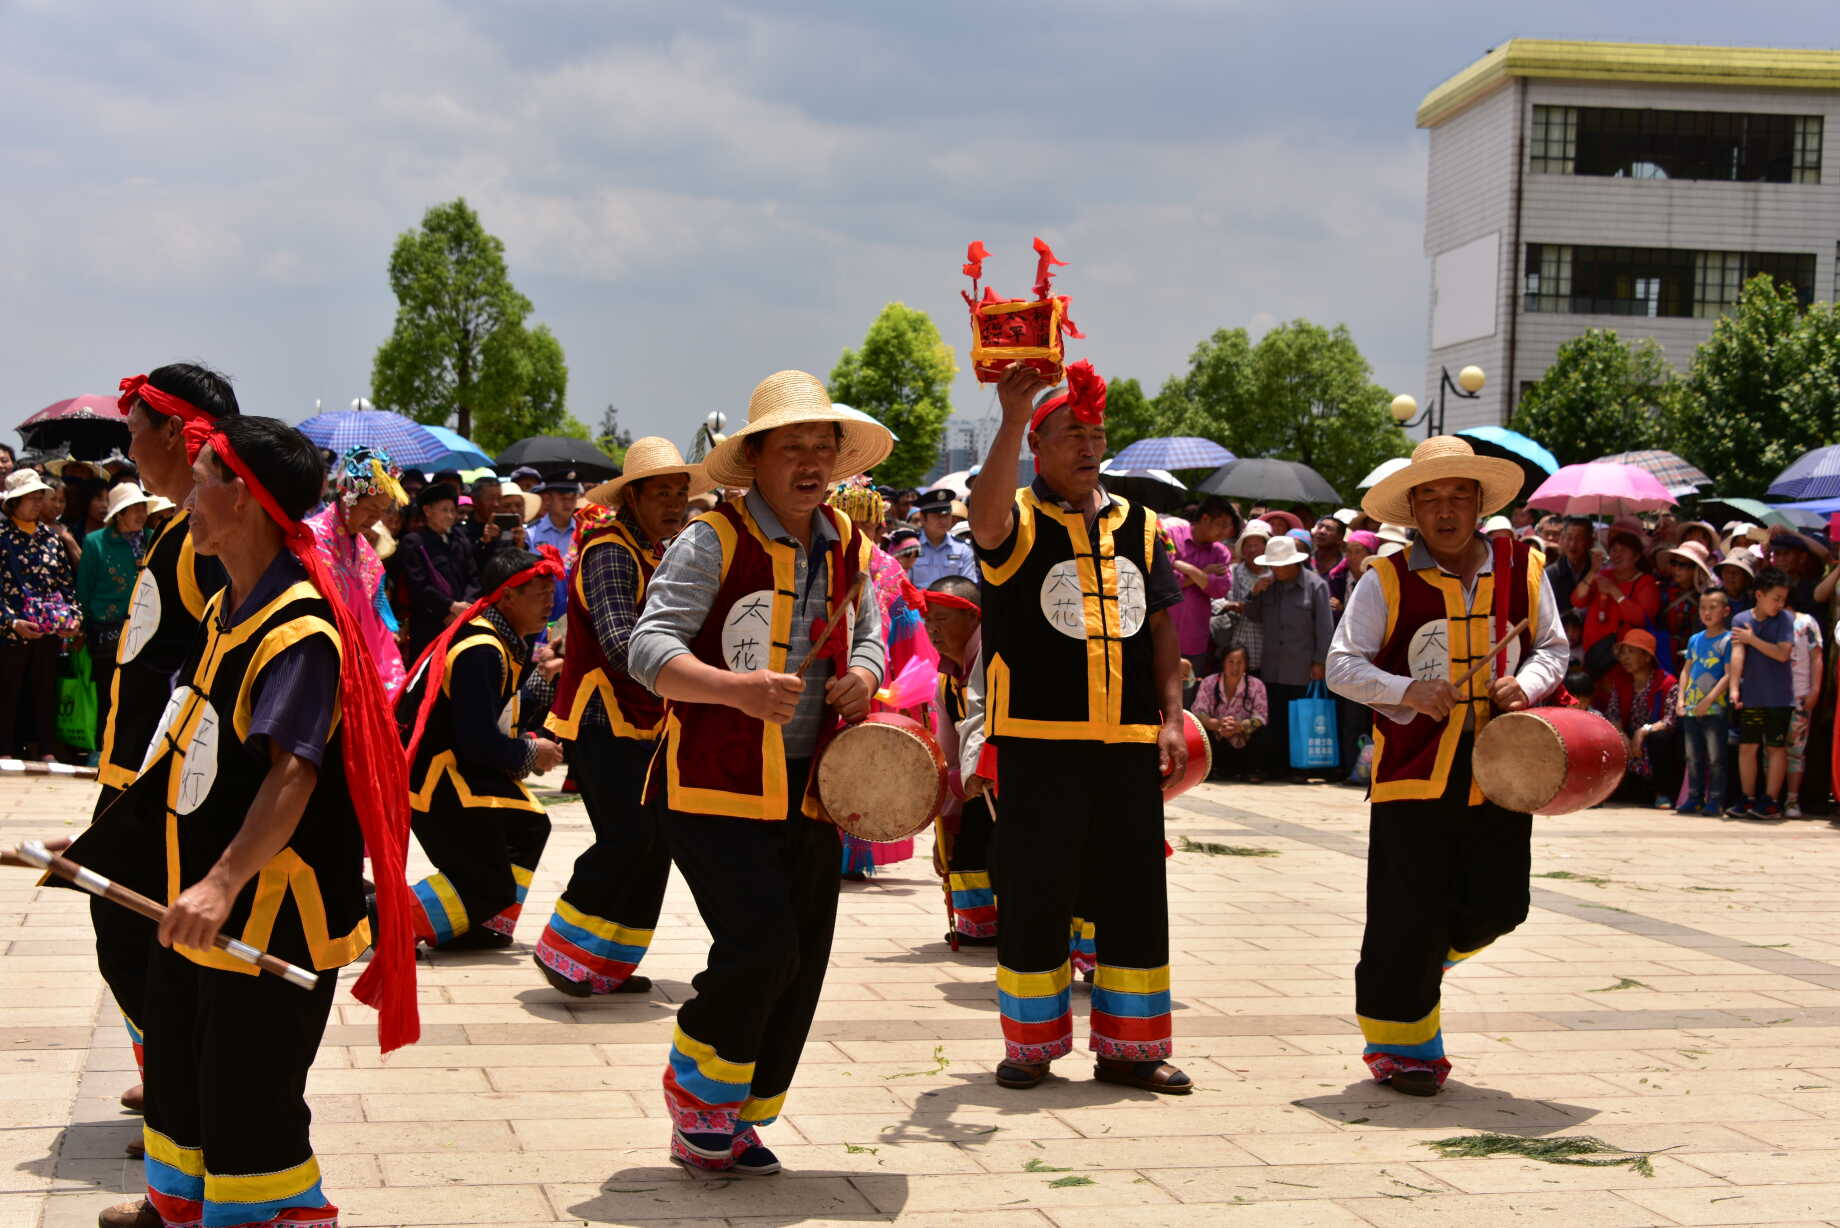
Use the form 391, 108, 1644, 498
996, 1060, 1051, 1089
1094, 1059, 1194, 1095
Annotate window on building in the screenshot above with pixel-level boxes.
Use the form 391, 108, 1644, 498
1525, 244, 1815, 317
1527, 106, 1822, 184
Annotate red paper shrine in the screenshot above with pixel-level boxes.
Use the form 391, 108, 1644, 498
961, 238, 1084, 383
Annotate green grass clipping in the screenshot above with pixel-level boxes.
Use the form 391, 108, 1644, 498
1422, 1133, 1662, 1177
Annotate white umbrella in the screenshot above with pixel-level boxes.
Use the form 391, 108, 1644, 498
1357, 456, 1410, 489
1100, 459, 1186, 490
828, 403, 897, 442
931, 470, 973, 498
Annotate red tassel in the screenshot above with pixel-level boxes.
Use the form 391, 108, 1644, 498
1031, 237, 1066, 300
1063, 359, 1107, 424
962, 241, 989, 280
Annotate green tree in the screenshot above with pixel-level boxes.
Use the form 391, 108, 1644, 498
595, 403, 635, 466
371, 198, 569, 445
1096, 376, 1164, 456
1667, 275, 1839, 497
828, 302, 957, 488
1510, 328, 1669, 464
1157, 321, 1408, 501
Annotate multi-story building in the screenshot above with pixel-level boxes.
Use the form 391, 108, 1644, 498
1416, 40, 1840, 430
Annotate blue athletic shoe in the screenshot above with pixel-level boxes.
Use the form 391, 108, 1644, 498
1725, 797, 1753, 818
1700, 802, 1722, 817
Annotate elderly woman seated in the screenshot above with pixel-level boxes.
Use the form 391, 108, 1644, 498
1588, 628, 1682, 809
1191, 645, 1269, 782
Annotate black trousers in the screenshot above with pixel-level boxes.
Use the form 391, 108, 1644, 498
995, 739, 1171, 1063
409, 780, 550, 944
0, 636, 62, 757
141, 941, 340, 1224
1209, 725, 1273, 780
87, 620, 122, 753
1262, 679, 1308, 778
1355, 736, 1532, 1078
84, 781, 161, 1076
945, 796, 998, 938
534, 727, 669, 990
1613, 725, 1683, 804
663, 760, 840, 1133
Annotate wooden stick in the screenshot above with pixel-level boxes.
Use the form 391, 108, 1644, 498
0, 758, 99, 779
6, 840, 320, 990
1451, 616, 1532, 691
792, 571, 869, 678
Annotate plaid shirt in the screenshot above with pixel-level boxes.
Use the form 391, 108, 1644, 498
573, 510, 654, 732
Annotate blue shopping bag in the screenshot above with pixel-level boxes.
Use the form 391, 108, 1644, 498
1288, 681, 1339, 770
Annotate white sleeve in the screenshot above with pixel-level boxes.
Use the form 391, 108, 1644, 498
957, 648, 988, 782
1513, 570, 1570, 704
1325, 569, 1417, 725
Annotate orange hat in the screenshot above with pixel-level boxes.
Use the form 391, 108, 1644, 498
1616, 628, 1658, 660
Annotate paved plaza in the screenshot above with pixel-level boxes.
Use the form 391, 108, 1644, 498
6, 771, 1840, 1227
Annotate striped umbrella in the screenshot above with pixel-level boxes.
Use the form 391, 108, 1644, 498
1766, 444, 1840, 501
1594, 449, 1710, 499
1112, 436, 1236, 470
297, 409, 454, 467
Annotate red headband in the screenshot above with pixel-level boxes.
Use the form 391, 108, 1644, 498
401, 546, 566, 769
204, 428, 420, 1053
1028, 359, 1107, 432
918, 589, 980, 616
119, 374, 217, 463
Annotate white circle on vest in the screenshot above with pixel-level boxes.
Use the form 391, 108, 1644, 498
1406, 619, 1522, 684
118, 570, 161, 664
1039, 557, 1146, 640
498, 696, 518, 737
720, 589, 776, 672
139, 685, 191, 774
174, 701, 223, 816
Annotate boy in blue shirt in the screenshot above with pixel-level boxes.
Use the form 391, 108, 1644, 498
1676, 590, 1731, 816
1728, 567, 1796, 819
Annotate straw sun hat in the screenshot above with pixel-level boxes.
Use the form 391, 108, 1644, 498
1360, 436, 1522, 527
703, 371, 895, 490
587, 437, 708, 506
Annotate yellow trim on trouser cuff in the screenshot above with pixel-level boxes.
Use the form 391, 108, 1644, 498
1357, 1006, 1441, 1047
554, 899, 655, 946
425, 873, 469, 937
1446, 944, 1488, 964
143, 1128, 204, 1174
739, 1091, 786, 1123
1092, 965, 1170, 994
673, 1024, 756, 1086
997, 964, 1072, 997
206, 1155, 322, 1204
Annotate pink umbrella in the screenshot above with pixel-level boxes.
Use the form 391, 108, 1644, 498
1526, 461, 1677, 518
17, 394, 129, 430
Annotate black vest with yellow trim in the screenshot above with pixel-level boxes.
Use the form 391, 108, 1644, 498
141, 576, 368, 974
546, 521, 664, 741
401, 616, 541, 815
1368, 540, 1545, 805
976, 487, 1161, 743
97, 510, 226, 791
643, 498, 871, 821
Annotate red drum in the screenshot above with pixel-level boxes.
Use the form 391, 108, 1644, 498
1161, 710, 1212, 803
1471, 708, 1627, 816
818, 713, 947, 843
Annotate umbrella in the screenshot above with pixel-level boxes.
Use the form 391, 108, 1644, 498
1527, 462, 1676, 518
930, 470, 973, 498
830, 404, 898, 442
1596, 449, 1711, 499
1696, 496, 1826, 533
16, 394, 131, 460
1457, 426, 1558, 505
421, 425, 494, 472
1100, 460, 1188, 513
1766, 444, 1840, 501
494, 435, 622, 481
297, 409, 455, 468
1111, 436, 1235, 471
1196, 457, 1340, 506
1356, 456, 1409, 489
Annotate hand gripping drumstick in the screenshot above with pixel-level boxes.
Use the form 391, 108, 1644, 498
792, 571, 870, 679
3, 840, 320, 990
1450, 616, 1532, 692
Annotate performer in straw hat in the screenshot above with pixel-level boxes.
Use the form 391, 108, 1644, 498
628, 371, 891, 1174
532, 437, 705, 996
968, 362, 1193, 1096
69, 415, 418, 1228
1326, 436, 1567, 1096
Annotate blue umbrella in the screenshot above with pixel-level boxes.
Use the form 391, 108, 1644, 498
1767, 445, 1840, 501
1456, 426, 1558, 504
420, 424, 494, 471
297, 409, 453, 468
1112, 436, 1236, 470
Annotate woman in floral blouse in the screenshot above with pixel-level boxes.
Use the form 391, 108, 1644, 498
0, 469, 81, 757
1589, 628, 1682, 809
1192, 645, 1269, 782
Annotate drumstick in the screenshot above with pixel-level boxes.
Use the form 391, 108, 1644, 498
793, 571, 870, 679
6, 840, 320, 990
0, 758, 99, 780
1450, 616, 1532, 691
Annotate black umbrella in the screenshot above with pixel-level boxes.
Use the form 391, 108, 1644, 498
1196, 458, 1340, 507
493, 436, 621, 481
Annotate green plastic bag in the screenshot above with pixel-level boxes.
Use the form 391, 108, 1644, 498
56, 646, 97, 752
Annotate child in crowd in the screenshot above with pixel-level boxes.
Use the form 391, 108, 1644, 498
1717, 555, 1755, 617
1728, 567, 1796, 819
1676, 590, 1732, 816
1785, 594, 1824, 819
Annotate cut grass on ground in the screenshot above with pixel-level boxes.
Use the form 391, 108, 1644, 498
1179, 836, 1279, 858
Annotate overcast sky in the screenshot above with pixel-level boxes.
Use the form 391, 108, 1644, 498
4, 1, 1828, 455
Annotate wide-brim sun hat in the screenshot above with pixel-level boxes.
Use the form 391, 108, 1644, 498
2, 469, 51, 504
1717, 551, 1755, 579
144, 494, 175, 516
1361, 435, 1523, 526
103, 482, 151, 524
1253, 536, 1310, 568
588, 437, 709, 506
1482, 514, 1515, 536
1237, 519, 1272, 548
1663, 539, 1718, 586
704, 370, 895, 489
1376, 522, 1413, 547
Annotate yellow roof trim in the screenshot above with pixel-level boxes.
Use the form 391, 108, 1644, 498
1418, 39, 1840, 128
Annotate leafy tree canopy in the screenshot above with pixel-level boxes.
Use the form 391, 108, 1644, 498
829, 302, 958, 489
1511, 328, 1668, 465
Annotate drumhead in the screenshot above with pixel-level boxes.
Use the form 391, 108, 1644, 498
819, 719, 945, 843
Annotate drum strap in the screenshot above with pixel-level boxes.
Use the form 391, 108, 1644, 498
1492, 535, 1514, 679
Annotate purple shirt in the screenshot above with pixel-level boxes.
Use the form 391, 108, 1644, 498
1166, 520, 1232, 654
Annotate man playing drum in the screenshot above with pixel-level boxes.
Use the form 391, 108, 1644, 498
534, 438, 705, 997
629, 371, 890, 1175
969, 361, 1193, 1096
1326, 436, 1568, 1096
